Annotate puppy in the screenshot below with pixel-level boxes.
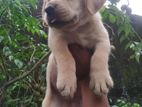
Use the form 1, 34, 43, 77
42, 0, 113, 106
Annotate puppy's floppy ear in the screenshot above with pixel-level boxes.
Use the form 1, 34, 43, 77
86, 0, 106, 14
42, 0, 48, 27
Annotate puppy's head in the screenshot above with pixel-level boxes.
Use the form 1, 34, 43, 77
42, 0, 106, 28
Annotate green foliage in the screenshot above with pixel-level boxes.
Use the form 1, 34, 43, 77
0, 0, 47, 106
102, 1, 142, 105
102, 5, 142, 62
112, 99, 141, 107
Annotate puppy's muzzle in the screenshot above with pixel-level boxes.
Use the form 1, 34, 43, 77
45, 4, 57, 24
45, 4, 75, 27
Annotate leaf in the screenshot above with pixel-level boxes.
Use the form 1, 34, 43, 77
3, 46, 12, 56
130, 43, 135, 49
0, 36, 4, 43
109, 14, 116, 24
119, 36, 125, 43
112, 105, 118, 107
9, 55, 14, 61
124, 24, 131, 37
135, 52, 140, 63
125, 42, 131, 50
14, 59, 23, 69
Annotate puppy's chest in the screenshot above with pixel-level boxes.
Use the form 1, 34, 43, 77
65, 33, 96, 48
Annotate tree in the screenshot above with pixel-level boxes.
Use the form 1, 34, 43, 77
0, 0, 48, 106
102, 1, 142, 105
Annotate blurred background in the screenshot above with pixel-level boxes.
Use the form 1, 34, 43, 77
0, 0, 142, 107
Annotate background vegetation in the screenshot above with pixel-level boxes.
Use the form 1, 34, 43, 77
0, 0, 142, 106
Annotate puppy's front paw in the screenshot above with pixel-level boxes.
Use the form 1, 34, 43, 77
90, 71, 113, 95
57, 73, 77, 98
42, 98, 49, 107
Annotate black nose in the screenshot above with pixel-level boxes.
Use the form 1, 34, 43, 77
45, 5, 56, 22
45, 5, 55, 15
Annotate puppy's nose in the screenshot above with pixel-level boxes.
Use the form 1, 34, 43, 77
45, 5, 55, 16
45, 5, 56, 23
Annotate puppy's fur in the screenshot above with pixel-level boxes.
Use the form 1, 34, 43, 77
42, 0, 113, 106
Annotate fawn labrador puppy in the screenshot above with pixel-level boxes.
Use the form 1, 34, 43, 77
42, 0, 113, 106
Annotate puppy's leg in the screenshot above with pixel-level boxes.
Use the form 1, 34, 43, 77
90, 40, 113, 95
42, 54, 54, 107
49, 33, 76, 98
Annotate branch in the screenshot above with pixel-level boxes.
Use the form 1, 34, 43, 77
30, 46, 36, 62
0, 54, 10, 80
0, 52, 50, 90
0, 8, 7, 20
104, 23, 115, 36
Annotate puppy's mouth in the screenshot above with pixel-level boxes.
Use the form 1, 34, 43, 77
47, 16, 77, 27
48, 18, 68, 27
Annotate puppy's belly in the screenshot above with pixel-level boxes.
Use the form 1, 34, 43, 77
68, 44, 93, 79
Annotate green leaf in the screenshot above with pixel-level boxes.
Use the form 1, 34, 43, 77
135, 52, 140, 63
130, 43, 135, 49
14, 59, 23, 69
125, 42, 131, 50
109, 14, 116, 24
3, 46, 12, 56
0, 36, 4, 43
112, 105, 118, 107
9, 55, 14, 61
119, 36, 125, 43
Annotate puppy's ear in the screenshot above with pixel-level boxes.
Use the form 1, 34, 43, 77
86, 0, 106, 14
42, 0, 48, 27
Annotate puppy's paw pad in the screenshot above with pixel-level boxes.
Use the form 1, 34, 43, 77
57, 75, 77, 98
90, 72, 113, 95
